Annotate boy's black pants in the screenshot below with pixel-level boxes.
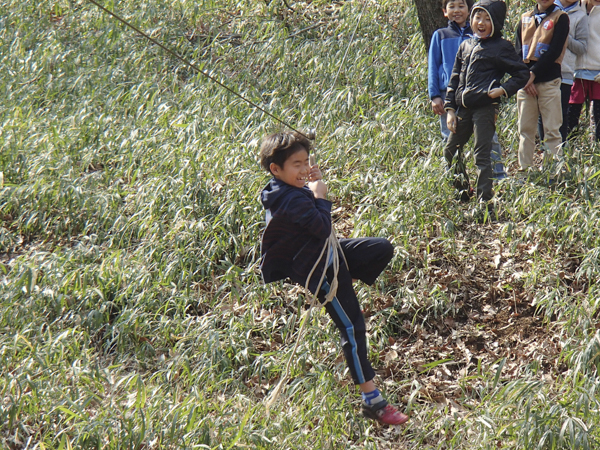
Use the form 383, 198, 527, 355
444, 103, 496, 202
314, 237, 394, 385
568, 101, 600, 142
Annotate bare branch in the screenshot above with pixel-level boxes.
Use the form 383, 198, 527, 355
281, 0, 295, 12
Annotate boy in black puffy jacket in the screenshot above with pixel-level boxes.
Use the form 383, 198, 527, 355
444, 0, 529, 208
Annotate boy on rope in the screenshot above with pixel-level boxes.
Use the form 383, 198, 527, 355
428, 0, 509, 181
444, 0, 528, 218
258, 131, 408, 426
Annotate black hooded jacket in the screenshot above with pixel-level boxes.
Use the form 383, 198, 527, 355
445, 0, 529, 111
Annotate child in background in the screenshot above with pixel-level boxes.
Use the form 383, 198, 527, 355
567, 0, 600, 141
538, 0, 588, 145
444, 0, 528, 210
428, 0, 508, 180
516, 0, 570, 171
259, 131, 408, 426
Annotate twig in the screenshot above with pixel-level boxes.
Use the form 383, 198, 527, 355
185, 32, 242, 44
287, 21, 324, 38
240, 20, 328, 47
281, 0, 295, 12
19, 76, 42, 86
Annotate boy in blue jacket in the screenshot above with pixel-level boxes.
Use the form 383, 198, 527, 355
428, 0, 508, 180
259, 131, 408, 426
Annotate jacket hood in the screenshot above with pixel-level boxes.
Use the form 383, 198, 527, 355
471, 0, 506, 39
261, 178, 289, 209
261, 178, 312, 210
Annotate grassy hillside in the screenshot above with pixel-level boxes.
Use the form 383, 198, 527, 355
2, 0, 600, 448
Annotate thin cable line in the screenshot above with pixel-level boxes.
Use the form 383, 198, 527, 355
87, 0, 307, 137
314, 0, 368, 132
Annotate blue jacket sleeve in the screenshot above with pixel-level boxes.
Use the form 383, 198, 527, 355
428, 31, 443, 100
444, 42, 463, 111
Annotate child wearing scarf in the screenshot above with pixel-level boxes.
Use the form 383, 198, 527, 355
538, 1, 588, 145
516, 0, 570, 170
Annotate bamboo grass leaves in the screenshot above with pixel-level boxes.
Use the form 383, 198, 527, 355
2, 0, 600, 448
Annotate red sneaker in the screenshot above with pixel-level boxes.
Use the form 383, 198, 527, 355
362, 401, 409, 425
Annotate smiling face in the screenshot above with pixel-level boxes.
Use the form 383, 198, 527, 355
269, 147, 310, 188
537, 0, 556, 11
559, 0, 579, 6
443, 0, 470, 28
472, 9, 493, 38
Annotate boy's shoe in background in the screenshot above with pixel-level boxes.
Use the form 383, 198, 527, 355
473, 201, 496, 224
514, 169, 532, 185
456, 187, 475, 203
362, 399, 409, 426
492, 161, 508, 182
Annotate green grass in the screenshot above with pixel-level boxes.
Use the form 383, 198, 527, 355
2, 0, 600, 448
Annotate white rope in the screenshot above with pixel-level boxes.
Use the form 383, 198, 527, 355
265, 227, 345, 413
265, 0, 367, 413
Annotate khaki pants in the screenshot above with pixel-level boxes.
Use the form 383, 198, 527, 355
517, 78, 563, 170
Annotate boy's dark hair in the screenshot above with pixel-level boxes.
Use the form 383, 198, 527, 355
442, 0, 474, 10
260, 131, 312, 174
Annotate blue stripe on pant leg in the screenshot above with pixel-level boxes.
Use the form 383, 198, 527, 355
321, 281, 366, 384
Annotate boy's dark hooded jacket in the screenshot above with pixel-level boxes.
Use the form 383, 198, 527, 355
260, 178, 332, 287
445, 0, 529, 111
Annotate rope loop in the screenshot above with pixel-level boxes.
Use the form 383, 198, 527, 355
265, 227, 348, 413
